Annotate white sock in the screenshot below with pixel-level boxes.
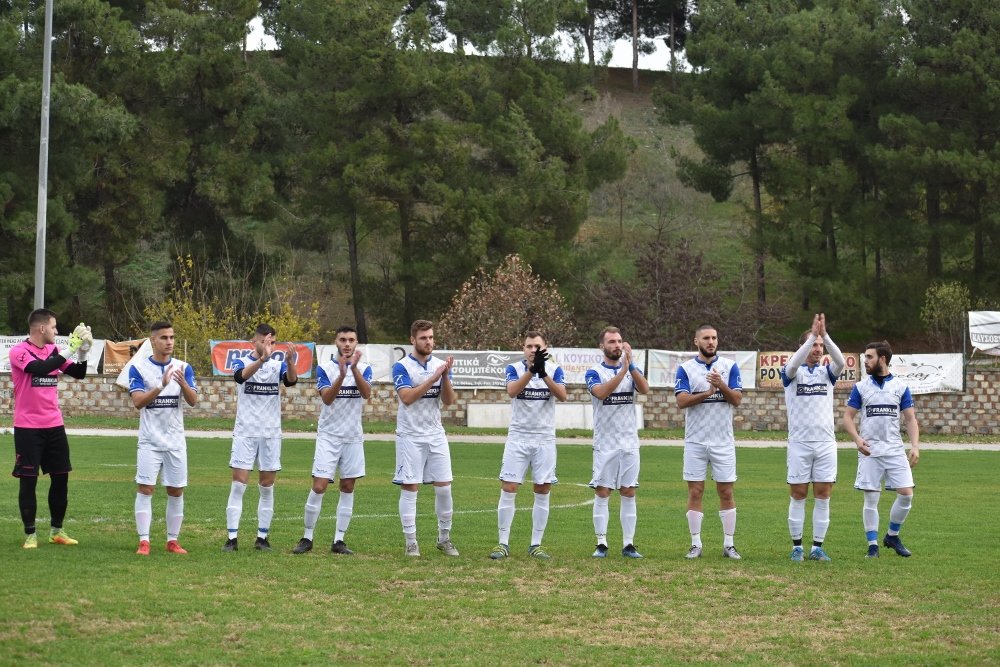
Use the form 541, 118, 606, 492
788, 497, 806, 541
593, 495, 609, 545
531, 492, 550, 546
135, 492, 152, 541
399, 489, 418, 543
863, 491, 881, 542
720, 508, 737, 547
166, 495, 184, 542
813, 498, 830, 544
434, 485, 454, 542
888, 493, 912, 536
687, 510, 704, 548
257, 484, 274, 539
620, 495, 637, 546
226, 481, 247, 538
303, 490, 324, 541
335, 491, 354, 542
497, 490, 517, 544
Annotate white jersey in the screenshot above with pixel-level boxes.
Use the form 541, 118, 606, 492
781, 334, 845, 443
393, 354, 451, 438
128, 356, 197, 452
232, 354, 289, 439
847, 374, 914, 457
585, 362, 642, 451
316, 360, 372, 441
506, 360, 565, 442
675, 356, 742, 446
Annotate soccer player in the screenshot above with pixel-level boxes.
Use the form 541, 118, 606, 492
843, 340, 920, 558
128, 321, 198, 555
490, 331, 568, 560
292, 326, 372, 555
675, 324, 744, 560
222, 324, 298, 552
585, 326, 649, 559
392, 320, 458, 557
9, 309, 91, 549
781, 314, 845, 562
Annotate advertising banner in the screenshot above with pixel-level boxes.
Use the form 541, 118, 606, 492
209, 341, 315, 378
1, 335, 102, 375
547, 348, 647, 385
102, 338, 147, 376
865, 353, 964, 395
114, 338, 152, 389
437, 350, 520, 388
315, 344, 412, 383
757, 351, 862, 390
968, 311, 1000, 355
647, 350, 758, 389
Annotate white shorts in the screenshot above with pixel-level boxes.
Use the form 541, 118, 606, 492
787, 440, 838, 484
136, 448, 187, 488
312, 435, 365, 480
589, 448, 640, 489
230, 436, 282, 472
393, 434, 453, 485
854, 451, 914, 491
499, 439, 558, 485
683, 441, 737, 483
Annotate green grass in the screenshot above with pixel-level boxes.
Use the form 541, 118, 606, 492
1, 435, 997, 665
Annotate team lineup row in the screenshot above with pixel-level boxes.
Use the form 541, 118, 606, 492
10, 310, 919, 561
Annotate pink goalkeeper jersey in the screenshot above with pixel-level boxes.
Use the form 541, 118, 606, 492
9, 340, 73, 428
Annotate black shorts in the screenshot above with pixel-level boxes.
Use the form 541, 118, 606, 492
12, 426, 72, 477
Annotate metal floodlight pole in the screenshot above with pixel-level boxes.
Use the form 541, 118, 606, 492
34, 0, 55, 309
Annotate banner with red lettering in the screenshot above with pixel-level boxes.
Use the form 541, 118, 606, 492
209, 341, 315, 378
757, 351, 861, 390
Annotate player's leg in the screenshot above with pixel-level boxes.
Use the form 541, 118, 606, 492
43, 428, 76, 545
883, 453, 915, 557
134, 449, 159, 555
332, 476, 358, 554
809, 441, 837, 561
225, 436, 255, 551
589, 449, 617, 557
528, 442, 557, 558
297, 435, 335, 553
683, 442, 709, 558
13, 428, 42, 548
855, 453, 883, 557
163, 449, 187, 553
712, 444, 739, 559
428, 436, 458, 556
394, 436, 425, 555
495, 440, 528, 557
618, 449, 641, 557
787, 441, 810, 560
254, 438, 282, 550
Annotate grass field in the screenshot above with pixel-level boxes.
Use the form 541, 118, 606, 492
1, 435, 997, 665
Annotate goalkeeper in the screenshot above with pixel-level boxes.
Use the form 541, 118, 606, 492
8, 309, 92, 549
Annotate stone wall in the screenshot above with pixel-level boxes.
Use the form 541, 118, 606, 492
1, 370, 998, 435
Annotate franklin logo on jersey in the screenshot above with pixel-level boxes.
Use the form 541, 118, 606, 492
865, 404, 898, 418
603, 391, 634, 406
31, 376, 59, 387
796, 384, 829, 397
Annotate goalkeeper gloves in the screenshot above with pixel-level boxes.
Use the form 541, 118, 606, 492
62, 323, 93, 361
531, 348, 549, 378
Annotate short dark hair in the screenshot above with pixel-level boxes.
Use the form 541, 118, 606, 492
150, 320, 173, 334
410, 319, 433, 338
28, 308, 57, 329
695, 324, 716, 336
523, 330, 546, 344
335, 325, 357, 336
799, 329, 813, 345
598, 326, 621, 345
255, 323, 277, 338
866, 340, 893, 365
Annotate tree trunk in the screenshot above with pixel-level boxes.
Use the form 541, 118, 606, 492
926, 182, 942, 278
632, 0, 639, 92
749, 149, 766, 309
822, 202, 837, 270
344, 209, 368, 343
398, 198, 415, 331
585, 12, 596, 68
669, 13, 677, 91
